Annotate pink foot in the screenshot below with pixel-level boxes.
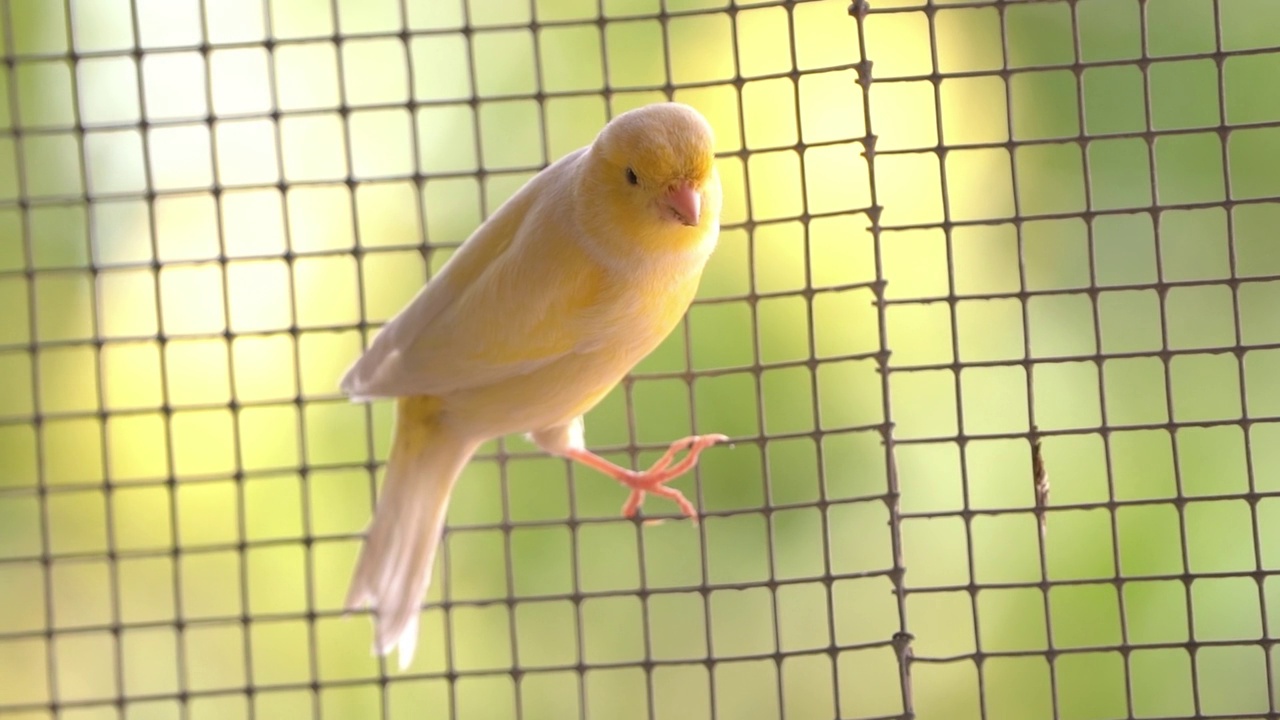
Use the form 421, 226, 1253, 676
565, 434, 729, 521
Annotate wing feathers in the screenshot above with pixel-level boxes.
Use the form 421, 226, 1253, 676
342, 148, 598, 399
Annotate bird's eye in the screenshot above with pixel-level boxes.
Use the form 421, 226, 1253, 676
625, 167, 639, 186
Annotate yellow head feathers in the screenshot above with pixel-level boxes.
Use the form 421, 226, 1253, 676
594, 103, 717, 189
575, 102, 722, 250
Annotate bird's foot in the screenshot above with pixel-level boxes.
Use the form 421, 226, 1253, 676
565, 434, 729, 522
616, 434, 728, 519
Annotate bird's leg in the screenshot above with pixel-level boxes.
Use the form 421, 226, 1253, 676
563, 434, 729, 520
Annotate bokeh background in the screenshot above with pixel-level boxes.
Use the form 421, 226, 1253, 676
4, 0, 1280, 718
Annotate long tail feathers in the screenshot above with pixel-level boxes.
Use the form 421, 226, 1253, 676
344, 398, 477, 670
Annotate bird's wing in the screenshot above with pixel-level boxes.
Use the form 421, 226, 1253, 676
341, 149, 604, 400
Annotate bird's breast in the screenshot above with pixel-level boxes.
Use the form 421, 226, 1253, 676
593, 265, 701, 348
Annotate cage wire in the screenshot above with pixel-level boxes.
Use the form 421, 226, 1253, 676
3, 0, 1280, 718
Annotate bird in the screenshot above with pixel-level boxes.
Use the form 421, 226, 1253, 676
340, 102, 727, 668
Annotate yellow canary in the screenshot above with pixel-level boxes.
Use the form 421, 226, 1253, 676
341, 103, 726, 667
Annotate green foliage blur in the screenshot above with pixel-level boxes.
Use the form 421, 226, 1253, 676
4, 0, 1280, 718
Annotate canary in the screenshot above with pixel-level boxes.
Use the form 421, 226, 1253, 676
340, 103, 727, 667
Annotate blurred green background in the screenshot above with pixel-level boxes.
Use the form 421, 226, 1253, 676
4, 0, 1280, 718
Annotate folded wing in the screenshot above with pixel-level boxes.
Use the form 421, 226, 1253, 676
341, 149, 602, 400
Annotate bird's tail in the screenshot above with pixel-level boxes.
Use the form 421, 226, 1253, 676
344, 396, 477, 669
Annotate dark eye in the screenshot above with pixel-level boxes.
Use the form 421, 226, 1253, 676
625, 167, 638, 185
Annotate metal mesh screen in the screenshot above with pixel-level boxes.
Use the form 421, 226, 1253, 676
3, 0, 1280, 718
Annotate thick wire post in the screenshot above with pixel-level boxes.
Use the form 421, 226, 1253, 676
849, 2, 915, 718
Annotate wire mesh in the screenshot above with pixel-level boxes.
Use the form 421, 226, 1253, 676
3, 0, 1280, 718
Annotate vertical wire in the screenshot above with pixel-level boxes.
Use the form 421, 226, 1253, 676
633, 0, 666, 707
995, 1, 1062, 717
788, 1, 845, 715
257, 1, 324, 718
715, 4, 768, 720
504, 2, 554, 718
625, 67, 661, 720
572, 4, 605, 716
396, 0, 453, 707
627, 0, 692, 716
323, 0, 391, 713
723, 2, 792, 715
773, 6, 820, 716
367, 0, 425, 716
652, 2, 721, 718
585, 4, 663, 720
448, 0, 491, 714
788, 0, 849, 712
63, 0, 130, 716
0, 0, 63, 716
121, 0, 191, 717
192, 2, 259, 718
846, 3, 913, 718
392, 6, 437, 714
1065, 1, 1135, 717
1209, 0, 1276, 712
1134, 0, 1204, 715
920, 2, 992, 717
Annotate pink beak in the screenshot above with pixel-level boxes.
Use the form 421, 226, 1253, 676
665, 183, 701, 227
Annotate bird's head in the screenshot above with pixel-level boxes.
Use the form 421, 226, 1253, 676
579, 103, 721, 249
